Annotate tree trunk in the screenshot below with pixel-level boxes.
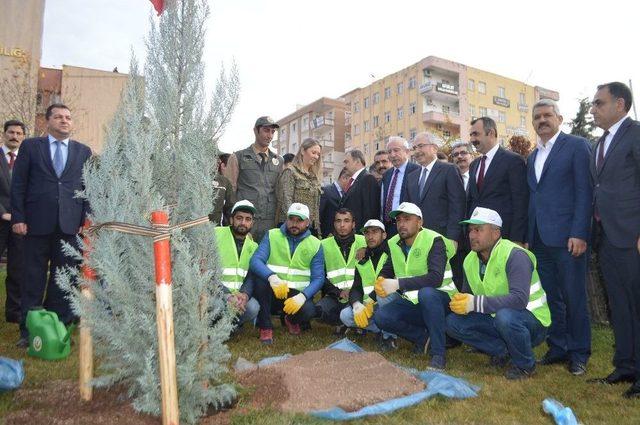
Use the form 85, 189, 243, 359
587, 251, 610, 325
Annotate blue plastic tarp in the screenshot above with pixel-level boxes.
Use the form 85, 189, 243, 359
255, 338, 479, 421
0, 357, 24, 392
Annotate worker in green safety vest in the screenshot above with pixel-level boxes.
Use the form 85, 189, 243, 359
339, 219, 399, 351
373, 202, 457, 370
214, 200, 261, 331
446, 207, 551, 380
249, 202, 324, 344
315, 208, 367, 332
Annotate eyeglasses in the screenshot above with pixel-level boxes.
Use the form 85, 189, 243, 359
451, 151, 470, 158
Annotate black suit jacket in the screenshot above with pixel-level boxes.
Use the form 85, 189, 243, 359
406, 160, 466, 240
467, 146, 528, 242
381, 161, 421, 217
319, 183, 342, 238
0, 151, 12, 216
11, 137, 92, 235
340, 169, 380, 230
591, 117, 640, 248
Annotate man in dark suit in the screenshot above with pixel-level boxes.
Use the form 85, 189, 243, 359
340, 149, 380, 231
11, 104, 92, 347
588, 82, 640, 398
467, 117, 528, 244
526, 99, 593, 375
319, 167, 351, 238
1, 120, 26, 324
406, 132, 465, 243
380, 137, 420, 236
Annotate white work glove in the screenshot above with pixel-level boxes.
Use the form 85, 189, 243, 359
352, 302, 369, 328
374, 277, 399, 298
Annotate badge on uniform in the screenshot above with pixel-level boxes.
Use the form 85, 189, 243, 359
272, 158, 279, 166
412, 248, 422, 258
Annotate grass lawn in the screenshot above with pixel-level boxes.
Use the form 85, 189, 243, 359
1, 268, 638, 424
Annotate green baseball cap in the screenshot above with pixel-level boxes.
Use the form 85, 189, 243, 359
254, 116, 279, 128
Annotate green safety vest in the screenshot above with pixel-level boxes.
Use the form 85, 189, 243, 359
322, 235, 367, 290
266, 228, 321, 290
463, 238, 551, 327
215, 226, 258, 293
388, 228, 457, 303
355, 252, 388, 301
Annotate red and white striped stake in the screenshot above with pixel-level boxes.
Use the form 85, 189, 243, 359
151, 211, 180, 425
79, 219, 96, 402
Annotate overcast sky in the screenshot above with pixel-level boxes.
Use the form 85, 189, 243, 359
41, 0, 640, 151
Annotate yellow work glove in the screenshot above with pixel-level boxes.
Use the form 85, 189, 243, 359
364, 299, 375, 318
449, 293, 475, 315
268, 274, 288, 299
352, 302, 369, 328
283, 293, 306, 315
374, 277, 399, 298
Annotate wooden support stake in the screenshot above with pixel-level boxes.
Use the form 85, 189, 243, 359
79, 219, 96, 402
151, 211, 179, 425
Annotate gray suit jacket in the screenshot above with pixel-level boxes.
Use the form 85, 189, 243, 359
591, 117, 640, 248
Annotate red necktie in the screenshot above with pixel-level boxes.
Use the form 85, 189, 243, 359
345, 177, 354, 192
476, 155, 487, 191
384, 168, 399, 222
7, 152, 15, 169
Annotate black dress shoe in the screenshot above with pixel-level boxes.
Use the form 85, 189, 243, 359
588, 370, 636, 385
623, 381, 640, 399
568, 361, 587, 376
537, 353, 568, 365
16, 337, 28, 348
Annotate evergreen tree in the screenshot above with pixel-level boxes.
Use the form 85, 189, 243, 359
58, 0, 240, 423
569, 97, 597, 143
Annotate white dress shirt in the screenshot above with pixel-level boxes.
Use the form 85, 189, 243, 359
475, 143, 500, 181
534, 130, 561, 182
384, 160, 409, 211
418, 158, 438, 190
1, 145, 18, 165
601, 115, 628, 156
462, 170, 469, 191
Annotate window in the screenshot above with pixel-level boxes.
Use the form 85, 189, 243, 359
364, 120, 370, 132
354, 124, 360, 135
409, 102, 416, 115
354, 101, 360, 112
410, 129, 417, 140
498, 86, 505, 98
469, 105, 476, 118
364, 143, 369, 155
408, 77, 416, 89
292, 123, 297, 132
479, 106, 487, 116
498, 111, 506, 123
373, 115, 379, 127
302, 117, 308, 129
384, 87, 391, 99
384, 111, 391, 123
397, 107, 404, 120
373, 92, 380, 104
364, 97, 370, 109
478, 81, 486, 94
442, 105, 451, 114
423, 68, 431, 78
468, 79, 475, 91
520, 115, 526, 127
375, 141, 380, 151
519, 92, 526, 105
397, 82, 404, 95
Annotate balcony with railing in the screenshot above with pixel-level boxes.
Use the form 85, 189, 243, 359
422, 107, 462, 126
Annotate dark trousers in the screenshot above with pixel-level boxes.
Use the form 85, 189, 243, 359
0, 221, 25, 323
532, 230, 591, 363
254, 282, 316, 329
315, 295, 345, 326
451, 247, 470, 291
599, 232, 640, 377
20, 229, 80, 338
374, 287, 451, 356
446, 309, 547, 370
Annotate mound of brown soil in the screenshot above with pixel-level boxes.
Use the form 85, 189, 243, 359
236, 349, 425, 413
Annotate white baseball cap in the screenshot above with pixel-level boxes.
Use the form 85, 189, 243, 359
287, 202, 310, 220
231, 199, 256, 215
389, 202, 423, 219
461, 207, 503, 227
361, 219, 386, 233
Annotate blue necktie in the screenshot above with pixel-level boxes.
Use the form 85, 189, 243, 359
53, 140, 64, 177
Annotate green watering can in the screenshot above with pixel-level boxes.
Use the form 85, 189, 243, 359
26, 309, 75, 360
